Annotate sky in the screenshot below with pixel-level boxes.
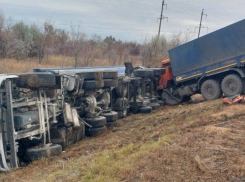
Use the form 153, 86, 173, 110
0, 0, 245, 42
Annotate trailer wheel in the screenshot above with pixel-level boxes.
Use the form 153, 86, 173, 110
150, 98, 158, 103
148, 103, 160, 110
139, 106, 152, 114
100, 111, 118, 122
117, 109, 128, 118
221, 74, 243, 97
154, 100, 165, 106
26, 144, 62, 161
134, 69, 154, 78
103, 79, 118, 88
103, 71, 118, 79
201, 79, 222, 100
16, 73, 56, 88
84, 116, 106, 128
85, 126, 107, 137
76, 71, 103, 80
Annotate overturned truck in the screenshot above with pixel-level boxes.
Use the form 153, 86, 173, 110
0, 65, 165, 171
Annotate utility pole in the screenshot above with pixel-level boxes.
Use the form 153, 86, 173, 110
197, 9, 208, 38
158, 0, 168, 39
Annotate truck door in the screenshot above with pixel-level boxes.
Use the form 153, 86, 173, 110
158, 59, 173, 89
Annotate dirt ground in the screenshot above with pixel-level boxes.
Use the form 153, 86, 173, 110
1, 98, 245, 182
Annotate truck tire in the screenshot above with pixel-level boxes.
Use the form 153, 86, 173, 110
148, 103, 160, 110
139, 106, 152, 114
221, 74, 243, 97
83, 80, 104, 90
85, 126, 107, 137
100, 111, 118, 122
103, 71, 118, 79
84, 116, 106, 128
150, 98, 158, 103
76, 71, 103, 80
117, 109, 128, 118
103, 79, 118, 88
134, 69, 154, 78
26, 144, 62, 161
161, 91, 179, 106
154, 100, 165, 106
16, 73, 56, 88
201, 79, 222, 100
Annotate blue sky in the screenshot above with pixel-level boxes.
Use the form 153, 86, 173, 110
0, 0, 245, 42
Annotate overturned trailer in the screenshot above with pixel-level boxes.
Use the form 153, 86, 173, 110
0, 64, 165, 171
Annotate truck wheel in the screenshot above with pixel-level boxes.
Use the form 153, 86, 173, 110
76, 71, 103, 80
16, 73, 56, 88
148, 103, 160, 110
103, 79, 118, 88
161, 92, 179, 106
154, 100, 165, 106
139, 106, 152, 114
100, 111, 118, 122
221, 74, 243, 97
103, 71, 118, 79
85, 126, 107, 137
83, 80, 104, 90
201, 79, 222, 100
26, 144, 62, 161
150, 98, 158, 103
117, 109, 128, 118
84, 116, 106, 128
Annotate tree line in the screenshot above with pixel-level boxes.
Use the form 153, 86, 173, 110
0, 12, 191, 67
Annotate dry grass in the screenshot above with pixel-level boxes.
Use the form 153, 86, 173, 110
2, 99, 245, 181
0, 56, 142, 74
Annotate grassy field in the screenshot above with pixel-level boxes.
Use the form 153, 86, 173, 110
0, 56, 142, 74
1, 98, 245, 181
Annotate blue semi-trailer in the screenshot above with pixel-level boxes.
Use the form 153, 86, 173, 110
159, 19, 245, 105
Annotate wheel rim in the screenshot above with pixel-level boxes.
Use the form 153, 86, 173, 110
206, 85, 214, 96
227, 81, 237, 92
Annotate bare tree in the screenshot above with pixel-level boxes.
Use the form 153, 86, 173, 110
0, 16, 14, 59
70, 25, 86, 67
56, 29, 69, 55
141, 36, 169, 67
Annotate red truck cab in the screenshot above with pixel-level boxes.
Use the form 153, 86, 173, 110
158, 59, 173, 89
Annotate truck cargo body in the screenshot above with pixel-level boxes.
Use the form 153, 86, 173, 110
169, 19, 245, 83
